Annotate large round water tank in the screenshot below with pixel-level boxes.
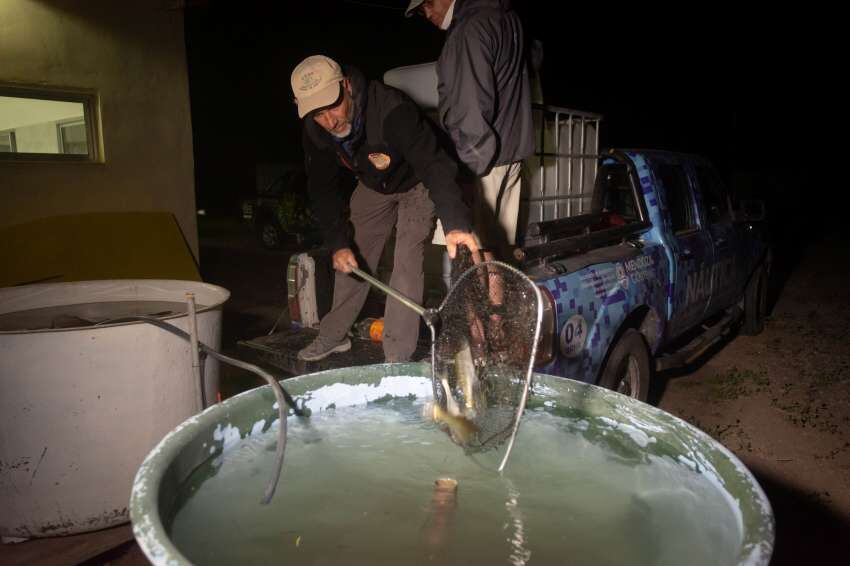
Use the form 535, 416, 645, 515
0, 279, 229, 537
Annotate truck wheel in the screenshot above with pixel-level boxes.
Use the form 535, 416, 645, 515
259, 221, 282, 249
742, 266, 767, 336
598, 329, 651, 401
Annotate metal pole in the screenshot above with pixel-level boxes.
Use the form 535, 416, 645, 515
185, 293, 204, 412
579, 118, 586, 215
538, 107, 545, 222
351, 267, 426, 317
592, 118, 601, 205
567, 113, 574, 218
554, 111, 561, 220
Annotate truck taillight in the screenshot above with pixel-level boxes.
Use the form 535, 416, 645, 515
534, 286, 556, 366
287, 253, 321, 328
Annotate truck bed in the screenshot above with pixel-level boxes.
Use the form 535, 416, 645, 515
520, 213, 651, 265
238, 326, 431, 376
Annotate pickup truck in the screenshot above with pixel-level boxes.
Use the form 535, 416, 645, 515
239, 67, 769, 402
520, 148, 769, 400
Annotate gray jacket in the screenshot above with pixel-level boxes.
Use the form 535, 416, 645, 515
437, 0, 534, 176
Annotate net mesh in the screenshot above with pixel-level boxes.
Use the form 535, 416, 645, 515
429, 251, 541, 456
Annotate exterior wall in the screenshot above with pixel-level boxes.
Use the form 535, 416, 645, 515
0, 0, 199, 259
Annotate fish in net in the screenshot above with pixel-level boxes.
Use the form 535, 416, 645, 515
425, 251, 543, 470
352, 250, 542, 471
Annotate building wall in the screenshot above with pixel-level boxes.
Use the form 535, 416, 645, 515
0, 0, 198, 259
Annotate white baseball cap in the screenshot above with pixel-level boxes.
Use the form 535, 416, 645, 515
290, 55, 345, 118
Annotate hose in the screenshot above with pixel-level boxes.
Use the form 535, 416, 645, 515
95, 315, 303, 504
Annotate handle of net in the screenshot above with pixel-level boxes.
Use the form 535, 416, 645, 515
351, 267, 427, 318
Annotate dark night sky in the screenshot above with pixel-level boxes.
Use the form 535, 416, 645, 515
184, 1, 799, 216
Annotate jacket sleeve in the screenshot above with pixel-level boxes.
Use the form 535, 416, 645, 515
303, 129, 351, 253
437, 18, 499, 176
384, 103, 471, 234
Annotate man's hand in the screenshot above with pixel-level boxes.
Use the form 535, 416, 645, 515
332, 248, 359, 273
445, 230, 480, 259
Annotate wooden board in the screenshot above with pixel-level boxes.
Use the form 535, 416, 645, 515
0, 524, 135, 566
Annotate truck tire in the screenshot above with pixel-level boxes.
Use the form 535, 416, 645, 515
741, 266, 767, 336
598, 329, 651, 401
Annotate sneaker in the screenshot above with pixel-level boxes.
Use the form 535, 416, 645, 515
297, 335, 352, 361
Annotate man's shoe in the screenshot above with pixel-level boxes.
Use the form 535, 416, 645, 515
297, 335, 352, 361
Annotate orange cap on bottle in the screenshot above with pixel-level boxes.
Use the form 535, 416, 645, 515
369, 318, 384, 342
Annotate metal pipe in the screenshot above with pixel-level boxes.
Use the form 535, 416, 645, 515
554, 111, 561, 219
351, 267, 426, 317
533, 152, 599, 159
567, 113, 574, 218
578, 117, 586, 215
531, 103, 602, 120
185, 293, 205, 411
95, 314, 303, 505
525, 193, 595, 202
537, 107, 545, 223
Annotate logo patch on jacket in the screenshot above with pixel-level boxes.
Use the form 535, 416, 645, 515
368, 152, 391, 170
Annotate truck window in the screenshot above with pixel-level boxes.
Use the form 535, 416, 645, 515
654, 163, 697, 233
593, 163, 639, 223
694, 165, 729, 223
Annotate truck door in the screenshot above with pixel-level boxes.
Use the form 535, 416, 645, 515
653, 160, 714, 339
691, 163, 739, 317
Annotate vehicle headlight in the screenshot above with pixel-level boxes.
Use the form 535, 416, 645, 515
534, 286, 556, 366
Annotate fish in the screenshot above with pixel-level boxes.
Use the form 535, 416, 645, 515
439, 376, 462, 417
422, 478, 458, 551
454, 340, 483, 417
424, 401, 479, 445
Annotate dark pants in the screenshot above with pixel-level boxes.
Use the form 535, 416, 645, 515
318, 182, 435, 362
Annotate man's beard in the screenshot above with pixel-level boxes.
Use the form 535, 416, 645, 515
331, 98, 356, 139
331, 123, 352, 139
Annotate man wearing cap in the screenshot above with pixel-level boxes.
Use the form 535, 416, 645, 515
406, 0, 534, 260
292, 55, 479, 363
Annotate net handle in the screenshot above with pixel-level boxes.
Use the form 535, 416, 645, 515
351, 267, 426, 317
351, 267, 441, 400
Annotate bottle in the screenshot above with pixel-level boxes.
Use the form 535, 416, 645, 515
352, 317, 384, 342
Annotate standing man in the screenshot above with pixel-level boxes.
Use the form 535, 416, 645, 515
406, 0, 534, 259
292, 55, 478, 362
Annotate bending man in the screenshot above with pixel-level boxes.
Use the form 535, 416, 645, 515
292, 55, 478, 362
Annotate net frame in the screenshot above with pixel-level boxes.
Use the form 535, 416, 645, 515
429, 260, 543, 472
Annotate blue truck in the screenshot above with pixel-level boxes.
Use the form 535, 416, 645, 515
518, 148, 769, 400
240, 67, 769, 402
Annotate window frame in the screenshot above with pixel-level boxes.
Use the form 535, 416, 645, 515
0, 129, 17, 153
0, 83, 103, 163
57, 118, 88, 155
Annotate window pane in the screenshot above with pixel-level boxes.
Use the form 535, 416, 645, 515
694, 166, 728, 223
0, 95, 87, 156
594, 163, 639, 222
655, 162, 697, 233
59, 120, 88, 154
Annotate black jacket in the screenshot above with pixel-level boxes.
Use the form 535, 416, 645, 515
437, 0, 534, 175
303, 67, 471, 252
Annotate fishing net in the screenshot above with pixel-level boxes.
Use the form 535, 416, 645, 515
428, 250, 543, 470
